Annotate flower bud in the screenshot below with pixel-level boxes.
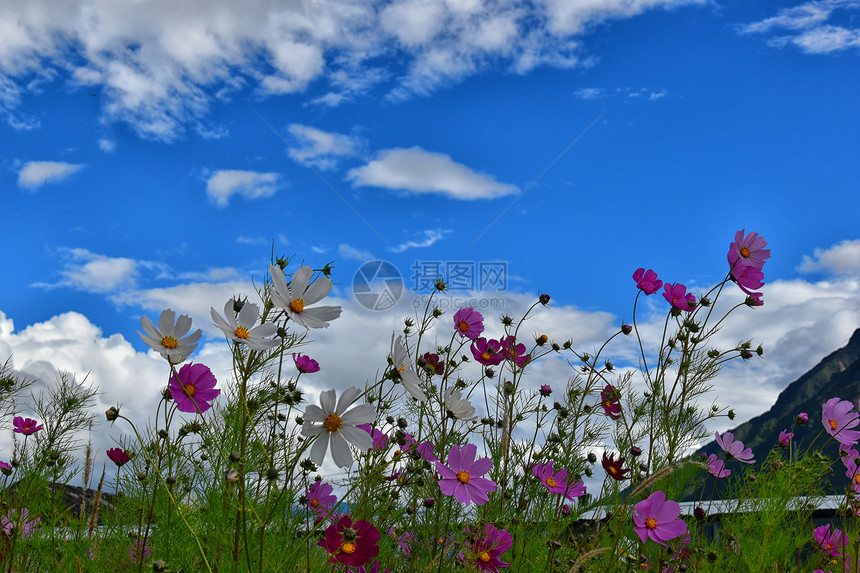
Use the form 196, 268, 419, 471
485, 368, 495, 378
105, 406, 120, 422
434, 279, 447, 292
501, 315, 513, 326
229, 451, 241, 462
694, 506, 706, 521
266, 468, 279, 480
587, 452, 597, 464
536, 334, 548, 346
539, 293, 550, 305
796, 412, 808, 425
153, 560, 167, 572
225, 468, 240, 484
432, 307, 443, 318
631, 446, 642, 457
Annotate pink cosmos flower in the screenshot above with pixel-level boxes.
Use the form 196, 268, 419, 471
728, 229, 771, 270
822, 397, 860, 445
796, 412, 809, 425
106, 448, 134, 467
401, 432, 437, 462
12, 416, 43, 435
662, 283, 697, 312
814, 524, 847, 558
746, 292, 764, 307
702, 453, 731, 478
306, 481, 337, 519
633, 268, 663, 295
318, 515, 380, 567
539, 385, 552, 397
460, 523, 512, 573
0, 461, 11, 476
471, 338, 503, 366
844, 458, 860, 494
453, 308, 484, 339
731, 264, 764, 296
715, 431, 755, 464
293, 353, 320, 373
633, 490, 688, 546
420, 352, 444, 375
1, 508, 39, 540
531, 461, 586, 500
500, 336, 530, 368
778, 430, 793, 448
600, 385, 622, 419
168, 363, 221, 414
357, 424, 389, 451
436, 443, 497, 506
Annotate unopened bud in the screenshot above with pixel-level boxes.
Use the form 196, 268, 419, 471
225, 468, 240, 484
105, 406, 120, 422
539, 293, 550, 305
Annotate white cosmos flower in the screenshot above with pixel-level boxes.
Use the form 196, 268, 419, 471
269, 265, 342, 329
138, 309, 202, 364
444, 387, 476, 421
211, 299, 280, 352
302, 386, 375, 468
391, 334, 427, 402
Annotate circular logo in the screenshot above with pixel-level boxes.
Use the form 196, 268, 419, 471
352, 260, 403, 311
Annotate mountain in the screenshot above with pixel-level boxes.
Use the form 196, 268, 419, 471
692, 328, 860, 498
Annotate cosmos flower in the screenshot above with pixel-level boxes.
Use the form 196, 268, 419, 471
662, 283, 697, 312
633, 490, 688, 546
301, 386, 375, 468
702, 453, 730, 478
731, 264, 764, 297
390, 334, 427, 402
306, 481, 337, 519
106, 448, 134, 468
531, 460, 586, 500
210, 298, 280, 351
778, 430, 793, 448
318, 515, 381, 567
293, 353, 321, 374
601, 453, 630, 481
420, 352, 444, 376
822, 397, 860, 445
269, 264, 342, 329
471, 338, 503, 366
728, 229, 771, 270
600, 385, 622, 419
357, 424, 389, 451
168, 363, 221, 414
1, 508, 39, 540
715, 431, 755, 464
436, 443, 497, 506
12, 416, 43, 435
499, 336, 530, 367
401, 432, 438, 462
539, 384, 552, 397
444, 387, 476, 421
453, 307, 484, 339
633, 268, 663, 295
138, 309, 202, 364
460, 523, 512, 573
814, 524, 846, 558
0, 461, 11, 476
844, 457, 860, 494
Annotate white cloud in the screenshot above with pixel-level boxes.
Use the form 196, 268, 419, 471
573, 87, 605, 100
389, 228, 450, 253
98, 138, 116, 153
287, 124, 362, 170
205, 170, 281, 208
17, 161, 84, 189
338, 243, 374, 261
798, 238, 860, 275
740, 0, 860, 54
31, 248, 140, 293
347, 147, 518, 199
0, 0, 707, 139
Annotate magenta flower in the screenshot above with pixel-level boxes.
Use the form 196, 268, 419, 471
1, 508, 39, 540
500, 336, 530, 368
662, 283, 697, 312
401, 432, 437, 462
436, 443, 497, 506
306, 481, 337, 519
600, 385, 622, 419
702, 453, 731, 478
106, 448, 134, 467
796, 412, 809, 425
814, 524, 846, 558
539, 385, 552, 397
728, 229, 771, 270
633, 490, 688, 546
778, 430, 793, 448
715, 431, 755, 464
633, 268, 663, 295
531, 461, 586, 500
731, 264, 764, 296
168, 363, 221, 414
420, 352, 444, 375
471, 338, 503, 366
460, 523, 512, 573
0, 461, 11, 476
357, 424, 389, 451
602, 452, 630, 481
822, 397, 860, 445
318, 515, 380, 567
746, 292, 764, 307
293, 353, 320, 373
453, 307, 484, 339
844, 457, 860, 494
12, 416, 43, 435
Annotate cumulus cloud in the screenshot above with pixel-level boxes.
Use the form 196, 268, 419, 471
347, 147, 518, 199
797, 238, 860, 275
17, 161, 84, 189
287, 124, 362, 170
0, 0, 706, 139
31, 248, 142, 293
740, 0, 860, 54
205, 170, 281, 208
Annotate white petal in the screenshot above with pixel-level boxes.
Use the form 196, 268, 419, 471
291, 266, 313, 298
173, 314, 193, 338
303, 404, 325, 422
319, 389, 337, 414
310, 431, 330, 466
340, 424, 372, 452
211, 308, 235, 338
237, 302, 259, 328
340, 404, 376, 426
335, 386, 361, 415
296, 306, 342, 329
400, 369, 427, 402
158, 309, 176, 334
269, 265, 291, 308
301, 422, 324, 437
301, 274, 333, 306
329, 433, 353, 468
140, 315, 161, 339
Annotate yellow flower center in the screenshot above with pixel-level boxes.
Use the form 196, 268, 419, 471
609, 466, 618, 475
478, 551, 491, 562
830, 420, 839, 431
234, 326, 250, 339
854, 474, 860, 485
481, 352, 492, 361
456, 470, 470, 484
290, 298, 305, 313
458, 320, 469, 332
604, 400, 613, 408
645, 517, 657, 530
740, 246, 751, 258
310, 498, 319, 507
184, 384, 197, 397
341, 541, 357, 555
324, 414, 342, 433
546, 478, 557, 488
161, 335, 179, 349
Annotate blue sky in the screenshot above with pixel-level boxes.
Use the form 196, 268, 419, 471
2, 0, 860, 464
